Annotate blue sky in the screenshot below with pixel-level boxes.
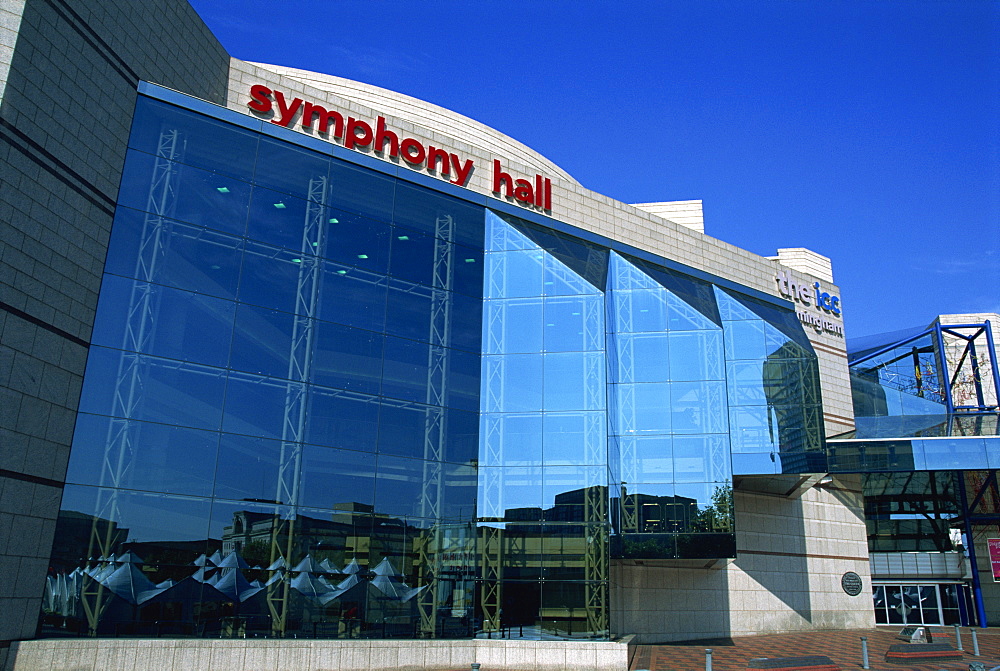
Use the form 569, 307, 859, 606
189, 0, 998, 339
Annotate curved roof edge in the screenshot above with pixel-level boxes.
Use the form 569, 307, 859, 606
248, 62, 579, 186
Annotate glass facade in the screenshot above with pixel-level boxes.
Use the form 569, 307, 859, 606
40, 87, 825, 640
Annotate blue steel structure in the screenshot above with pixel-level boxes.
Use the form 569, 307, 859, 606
832, 318, 1000, 628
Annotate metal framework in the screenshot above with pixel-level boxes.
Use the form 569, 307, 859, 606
82, 128, 183, 634
850, 321, 999, 414
416, 214, 455, 637
266, 175, 328, 636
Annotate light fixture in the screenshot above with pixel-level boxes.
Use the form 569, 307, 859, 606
329, 217, 339, 224
357, 254, 368, 259
274, 202, 286, 209
397, 235, 409, 241
465, 258, 476, 263
216, 187, 230, 193
337, 270, 347, 275
291, 258, 302, 263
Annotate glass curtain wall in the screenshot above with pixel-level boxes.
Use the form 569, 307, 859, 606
48, 95, 484, 640
40, 88, 825, 641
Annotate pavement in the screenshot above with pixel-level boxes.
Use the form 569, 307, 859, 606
629, 627, 1000, 671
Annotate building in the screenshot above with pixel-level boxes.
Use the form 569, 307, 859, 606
1, 1, 996, 670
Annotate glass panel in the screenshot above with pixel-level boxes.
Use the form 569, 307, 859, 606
484, 298, 543, 355
669, 331, 723, 382
324, 210, 391, 274
252, 137, 331, 202
305, 387, 379, 453
873, 585, 888, 624
312, 321, 384, 394
300, 445, 377, 511
317, 261, 388, 333
221, 373, 294, 440
104, 207, 243, 300
77, 347, 227, 431
129, 96, 259, 181
66, 413, 218, 497
227, 303, 294, 379
392, 182, 484, 247
92, 276, 235, 368
328, 157, 396, 223
671, 381, 727, 434
117, 150, 251, 236
615, 333, 670, 383
543, 352, 604, 412
213, 433, 283, 503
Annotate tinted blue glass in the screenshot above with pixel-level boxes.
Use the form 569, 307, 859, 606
484, 414, 543, 466
671, 382, 727, 434
441, 463, 478, 519
253, 137, 331, 201
543, 465, 606, 509
317, 261, 388, 332
612, 289, 668, 333
669, 331, 723, 381
77, 347, 227, 430
724, 319, 766, 360
448, 348, 481, 412
544, 352, 604, 411
129, 97, 259, 181
615, 333, 670, 383
117, 150, 250, 236
484, 298, 543, 355
324, 210, 391, 274
542, 253, 600, 297
246, 187, 311, 251
221, 373, 292, 439
920, 438, 988, 470
728, 405, 778, 453
453, 245, 485, 297
495, 466, 545, 514
544, 413, 605, 465
389, 228, 436, 286
66, 413, 218, 496
727, 360, 768, 404
620, 435, 673, 484
377, 401, 440, 459
445, 408, 480, 464
327, 158, 396, 222
238, 240, 312, 314
213, 433, 283, 503
673, 435, 730, 483
499, 249, 545, 298
450, 292, 483, 353
374, 455, 437, 519
385, 281, 435, 343
544, 295, 603, 353
301, 445, 377, 510
612, 383, 671, 435
483, 354, 543, 413
60, 485, 213, 565
313, 321, 383, 394
228, 303, 294, 378
392, 182, 484, 247
305, 387, 379, 452
104, 207, 243, 300
381, 336, 431, 404
731, 452, 780, 475
92, 276, 235, 368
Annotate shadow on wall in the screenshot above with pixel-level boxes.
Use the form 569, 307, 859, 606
731, 484, 812, 626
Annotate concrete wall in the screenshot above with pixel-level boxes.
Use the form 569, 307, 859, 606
4, 637, 629, 671
611, 475, 873, 643
0, 0, 230, 656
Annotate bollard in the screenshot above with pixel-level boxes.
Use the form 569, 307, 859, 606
955, 624, 964, 651
861, 636, 870, 670
471, 664, 481, 671
706, 648, 713, 671
972, 628, 980, 656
